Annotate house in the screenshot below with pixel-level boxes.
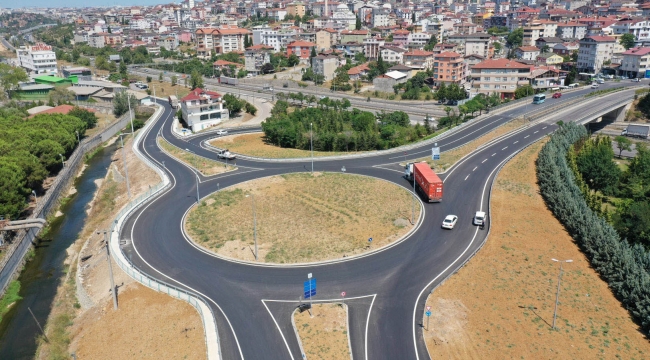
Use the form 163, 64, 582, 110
536, 52, 564, 65
316, 28, 337, 51
195, 26, 251, 57
432, 51, 466, 86
347, 63, 370, 80
577, 35, 616, 73
471, 58, 532, 99
620, 47, 650, 79
373, 71, 408, 93
284, 41, 314, 64
312, 55, 338, 81
529, 67, 564, 90
340, 30, 369, 44
553, 42, 579, 56
245, 45, 273, 75
180, 88, 229, 132
213, 60, 243, 72
380, 46, 407, 64
515, 46, 541, 61
535, 37, 564, 50
404, 50, 434, 70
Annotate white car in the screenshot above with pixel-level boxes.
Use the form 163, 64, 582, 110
441, 215, 458, 230
591, 84, 599, 89
216, 130, 228, 135
473, 211, 486, 226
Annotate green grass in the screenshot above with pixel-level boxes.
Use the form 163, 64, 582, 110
0, 281, 22, 324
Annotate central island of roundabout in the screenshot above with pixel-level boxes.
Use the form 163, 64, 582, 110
183, 172, 424, 264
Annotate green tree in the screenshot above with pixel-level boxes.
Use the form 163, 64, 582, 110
287, 53, 300, 67
113, 91, 138, 117
0, 64, 28, 99
190, 70, 204, 89
614, 135, 633, 158
637, 92, 650, 118
576, 135, 621, 194
48, 87, 75, 105
171, 75, 178, 86
222, 94, 244, 115
310, 47, 317, 62
423, 34, 438, 51
355, 16, 362, 31
514, 84, 534, 99
506, 28, 524, 48
620, 33, 636, 50
68, 106, 97, 129
158, 71, 163, 82
119, 60, 127, 78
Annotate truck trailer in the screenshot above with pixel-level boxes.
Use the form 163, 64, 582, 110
621, 124, 650, 139
405, 162, 444, 202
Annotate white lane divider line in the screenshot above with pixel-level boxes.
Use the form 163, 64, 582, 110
524, 135, 530, 139
473, 166, 477, 172
482, 159, 487, 163
492, 153, 496, 157
502, 146, 508, 150
534, 131, 539, 134
513, 141, 519, 144
542, 126, 548, 129
465, 175, 469, 181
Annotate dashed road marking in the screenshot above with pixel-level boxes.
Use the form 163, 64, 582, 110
465, 175, 469, 181
513, 141, 519, 144
473, 166, 477, 171
482, 159, 487, 163
502, 146, 508, 150
534, 131, 539, 134
524, 135, 530, 139
542, 126, 548, 129
492, 153, 496, 156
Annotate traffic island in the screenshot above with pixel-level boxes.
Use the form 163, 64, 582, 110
209, 133, 358, 159
293, 303, 351, 359
158, 138, 236, 175
184, 172, 422, 264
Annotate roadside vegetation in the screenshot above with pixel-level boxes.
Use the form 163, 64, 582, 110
185, 173, 420, 263
158, 138, 236, 175
294, 303, 350, 359
0, 281, 21, 324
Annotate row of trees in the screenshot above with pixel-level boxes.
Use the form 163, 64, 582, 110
536, 122, 650, 334
0, 107, 91, 218
261, 98, 434, 152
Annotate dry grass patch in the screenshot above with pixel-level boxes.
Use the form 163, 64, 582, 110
159, 138, 236, 176
408, 118, 528, 172
209, 133, 358, 159
423, 140, 650, 359
148, 80, 190, 100
294, 303, 350, 360
186, 172, 420, 263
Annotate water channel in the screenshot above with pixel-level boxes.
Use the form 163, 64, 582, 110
0, 142, 117, 359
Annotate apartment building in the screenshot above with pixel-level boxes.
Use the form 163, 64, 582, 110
556, 22, 587, 40
316, 28, 338, 51
311, 55, 338, 81
286, 2, 305, 18
612, 20, 650, 42
432, 51, 466, 86
363, 37, 385, 60
16, 43, 57, 75
287, 40, 317, 61
447, 33, 491, 58
404, 50, 434, 70
252, 25, 297, 52
244, 45, 273, 75
515, 46, 541, 60
620, 47, 650, 79
577, 35, 616, 73
195, 26, 251, 57
380, 46, 407, 64
522, 23, 545, 46
471, 58, 531, 99
180, 88, 229, 132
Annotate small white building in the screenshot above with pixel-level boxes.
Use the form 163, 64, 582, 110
15, 43, 57, 75
181, 88, 229, 132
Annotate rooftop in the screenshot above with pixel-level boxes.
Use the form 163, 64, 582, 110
473, 58, 532, 70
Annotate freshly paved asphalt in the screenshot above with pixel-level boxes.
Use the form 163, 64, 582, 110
119, 80, 642, 360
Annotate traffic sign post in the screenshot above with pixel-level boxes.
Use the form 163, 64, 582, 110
431, 144, 440, 161
425, 308, 432, 331
304, 273, 316, 317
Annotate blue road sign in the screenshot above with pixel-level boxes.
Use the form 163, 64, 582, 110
368, 237, 373, 242
425, 311, 432, 317
303, 279, 317, 299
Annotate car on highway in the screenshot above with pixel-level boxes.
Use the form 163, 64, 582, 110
216, 149, 236, 160
591, 83, 599, 89
552, 92, 562, 99
216, 129, 227, 136
632, 78, 641, 82
473, 211, 486, 226
441, 215, 458, 230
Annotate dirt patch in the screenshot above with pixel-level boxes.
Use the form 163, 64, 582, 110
294, 303, 350, 360
70, 285, 205, 360
159, 138, 236, 176
85, 112, 118, 138
409, 118, 528, 172
423, 140, 650, 359
186, 172, 421, 263
209, 133, 358, 159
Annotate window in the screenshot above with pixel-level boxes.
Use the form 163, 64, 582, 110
484, 77, 491, 81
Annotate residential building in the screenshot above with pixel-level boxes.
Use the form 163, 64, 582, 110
180, 88, 229, 132
620, 47, 650, 79
311, 55, 338, 81
536, 52, 564, 65
392, 29, 410, 47
195, 26, 251, 57
340, 30, 369, 44
404, 50, 434, 70
577, 35, 616, 73
553, 42, 579, 56
380, 46, 407, 64
522, 23, 545, 46
529, 67, 564, 89
88, 33, 106, 48
407, 32, 431, 49
316, 28, 337, 51
286, 3, 305, 18
16, 43, 57, 75
535, 37, 564, 50
447, 33, 491, 58
286, 40, 316, 61
253, 26, 297, 52
347, 63, 370, 80
556, 22, 587, 40
515, 46, 541, 61
245, 45, 273, 75
452, 22, 477, 35
363, 37, 385, 60
471, 58, 531, 99
432, 51, 466, 86
612, 20, 650, 43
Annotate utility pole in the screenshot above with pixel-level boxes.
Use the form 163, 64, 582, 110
551, 258, 572, 329
98, 230, 118, 310
412, 169, 416, 224
310, 122, 313, 173
28, 307, 47, 341
119, 134, 132, 198
127, 94, 135, 134
247, 194, 258, 260
186, 148, 200, 203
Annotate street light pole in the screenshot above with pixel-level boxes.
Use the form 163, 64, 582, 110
412, 169, 416, 224
59, 153, 65, 167
310, 122, 313, 173
31, 190, 38, 208
247, 194, 258, 261
185, 148, 200, 203
127, 94, 135, 134
75, 130, 80, 143
551, 258, 573, 329
98, 230, 118, 310
119, 134, 132, 198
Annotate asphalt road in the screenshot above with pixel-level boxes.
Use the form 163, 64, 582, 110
119, 80, 643, 360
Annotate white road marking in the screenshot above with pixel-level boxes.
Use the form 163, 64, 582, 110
524, 135, 530, 139
492, 153, 496, 156
534, 131, 539, 134
473, 166, 477, 171
481, 159, 487, 163
542, 126, 547, 129
502, 146, 508, 150
464, 175, 469, 181
513, 141, 518, 144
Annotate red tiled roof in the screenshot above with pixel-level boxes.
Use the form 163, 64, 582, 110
473, 58, 532, 70
287, 40, 316, 47
404, 50, 434, 56
436, 51, 462, 58
347, 63, 370, 75
621, 47, 650, 56
181, 88, 222, 102
517, 46, 540, 52
213, 60, 242, 67
584, 35, 616, 42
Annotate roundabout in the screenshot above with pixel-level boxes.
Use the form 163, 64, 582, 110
117, 82, 640, 360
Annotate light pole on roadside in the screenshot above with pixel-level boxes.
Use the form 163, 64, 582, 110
127, 94, 135, 134
310, 122, 313, 173
551, 258, 573, 329
75, 130, 80, 143
246, 194, 258, 261
185, 148, 200, 203
97, 230, 118, 310
59, 153, 65, 167
31, 190, 38, 207
412, 170, 416, 224
119, 133, 132, 198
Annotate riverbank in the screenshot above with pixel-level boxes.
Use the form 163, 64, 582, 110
35, 135, 205, 359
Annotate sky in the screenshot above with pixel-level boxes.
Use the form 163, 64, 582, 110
6, 0, 174, 8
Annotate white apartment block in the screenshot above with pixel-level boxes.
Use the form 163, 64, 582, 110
180, 88, 229, 132
612, 20, 650, 42
620, 47, 650, 79
196, 26, 251, 57
16, 43, 57, 75
252, 25, 296, 52
577, 36, 616, 73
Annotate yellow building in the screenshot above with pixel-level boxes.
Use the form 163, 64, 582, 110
536, 52, 564, 65
287, 2, 306, 17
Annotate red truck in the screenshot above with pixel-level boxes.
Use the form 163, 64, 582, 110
405, 162, 444, 202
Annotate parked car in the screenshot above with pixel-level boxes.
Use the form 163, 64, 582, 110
216, 129, 228, 136
441, 215, 458, 230
552, 92, 562, 99
591, 84, 599, 89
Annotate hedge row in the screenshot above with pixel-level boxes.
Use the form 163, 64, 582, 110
536, 122, 650, 332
